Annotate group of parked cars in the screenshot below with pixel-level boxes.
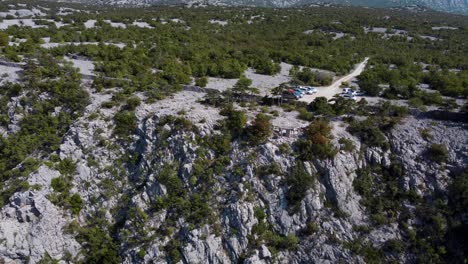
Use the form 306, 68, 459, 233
281, 86, 364, 100
283, 86, 318, 99
340, 88, 364, 100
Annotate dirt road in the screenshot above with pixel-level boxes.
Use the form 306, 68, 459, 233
299, 57, 369, 103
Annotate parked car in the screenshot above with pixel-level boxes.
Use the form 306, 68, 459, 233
283, 89, 303, 100
306, 87, 318, 94
342, 87, 353, 94
342, 88, 362, 96
341, 93, 357, 100
294, 88, 305, 96
293, 91, 303, 99
354, 90, 365, 96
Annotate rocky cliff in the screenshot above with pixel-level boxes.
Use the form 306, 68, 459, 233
0, 89, 466, 263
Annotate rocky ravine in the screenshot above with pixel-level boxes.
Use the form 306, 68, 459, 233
0, 92, 466, 263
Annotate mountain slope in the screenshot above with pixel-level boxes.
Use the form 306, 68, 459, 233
56, 0, 468, 14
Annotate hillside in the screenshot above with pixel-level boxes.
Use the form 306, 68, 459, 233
52, 0, 468, 14
0, 1, 467, 263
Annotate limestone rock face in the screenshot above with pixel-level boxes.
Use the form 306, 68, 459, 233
0, 191, 80, 263
1, 94, 466, 264
390, 116, 467, 194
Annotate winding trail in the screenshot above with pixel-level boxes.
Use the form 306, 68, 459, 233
299, 57, 369, 103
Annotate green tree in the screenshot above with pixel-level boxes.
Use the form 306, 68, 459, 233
232, 76, 255, 100
309, 97, 334, 115
0, 32, 8, 47
114, 111, 137, 139
220, 105, 247, 137
272, 83, 288, 105
286, 162, 314, 212
248, 113, 272, 144
297, 119, 336, 160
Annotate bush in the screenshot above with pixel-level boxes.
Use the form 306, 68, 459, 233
254, 59, 281, 75
164, 239, 182, 263
338, 137, 355, 152
297, 107, 314, 121
427, 144, 449, 164
347, 118, 389, 150
51, 177, 72, 193
303, 221, 319, 236
114, 110, 137, 139
69, 194, 83, 216
220, 105, 247, 137
309, 97, 334, 116
295, 68, 332, 86
419, 128, 433, 141
358, 72, 382, 96
195, 76, 208, 87
72, 225, 121, 264
126, 97, 141, 111
278, 143, 291, 154
256, 162, 282, 177
204, 133, 232, 154
297, 119, 337, 160
0, 32, 8, 47
56, 158, 76, 176
247, 113, 272, 144
286, 162, 314, 212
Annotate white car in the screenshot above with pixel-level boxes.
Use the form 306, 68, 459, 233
342, 88, 353, 94
343, 88, 361, 96
354, 90, 365, 96
341, 93, 357, 100
306, 87, 318, 94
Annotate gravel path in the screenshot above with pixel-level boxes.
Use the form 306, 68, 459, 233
299, 58, 369, 103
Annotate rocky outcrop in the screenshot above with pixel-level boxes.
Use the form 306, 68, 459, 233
0, 93, 466, 263
389, 116, 467, 194
0, 190, 80, 263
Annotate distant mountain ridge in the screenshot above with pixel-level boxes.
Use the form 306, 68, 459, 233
56, 0, 468, 14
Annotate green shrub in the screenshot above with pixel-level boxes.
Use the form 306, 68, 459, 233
56, 158, 76, 176
204, 133, 232, 154
51, 177, 72, 193
347, 118, 389, 150
297, 119, 337, 160
71, 224, 121, 264
114, 110, 137, 139
344, 239, 384, 263
164, 239, 182, 263
195, 76, 208, 87
247, 113, 272, 144
220, 105, 247, 137
309, 97, 334, 116
303, 222, 319, 236
419, 128, 433, 141
278, 143, 291, 154
37, 252, 59, 264
126, 96, 141, 111
286, 162, 314, 212
338, 137, 355, 152
254, 207, 266, 222
0, 32, 8, 47
427, 144, 449, 164
297, 107, 314, 121
256, 163, 282, 177
69, 194, 83, 216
